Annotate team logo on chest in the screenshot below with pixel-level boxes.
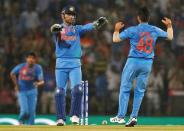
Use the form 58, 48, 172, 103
19, 66, 35, 80
60, 26, 76, 41
61, 28, 66, 34
22, 69, 27, 75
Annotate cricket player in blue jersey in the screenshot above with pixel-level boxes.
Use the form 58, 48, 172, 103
50, 5, 108, 126
110, 7, 173, 127
10, 52, 44, 125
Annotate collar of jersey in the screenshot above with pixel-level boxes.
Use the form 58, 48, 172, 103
138, 22, 148, 26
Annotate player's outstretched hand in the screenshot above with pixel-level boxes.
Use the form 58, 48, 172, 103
162, 17, 172, 28
93, 17, 108, 29
50, 24, 63, 33
114, 22, 124, 32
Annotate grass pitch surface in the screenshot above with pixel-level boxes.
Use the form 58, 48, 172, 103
0, 125, 184, 131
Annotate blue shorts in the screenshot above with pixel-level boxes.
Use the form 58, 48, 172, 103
120, 58, 153, 90
55, 67, 82, 91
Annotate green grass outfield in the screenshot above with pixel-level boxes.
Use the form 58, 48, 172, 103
1, 115, 184, 125
0, 125, 184, 131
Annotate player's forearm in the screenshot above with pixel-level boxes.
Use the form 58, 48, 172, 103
113, 31, 121, 43
167, 26, 173, 40
10, 73, 18, 86
82, 23, 95, 32
162, 17, 173, 40
34, 80, 44, 87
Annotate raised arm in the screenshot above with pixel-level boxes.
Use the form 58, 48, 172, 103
162, 17, 173, 40
113, 22, 124, 43
78, 17, 108, 34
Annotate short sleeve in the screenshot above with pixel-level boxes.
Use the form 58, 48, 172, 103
155, 27, 167, 38
36, 65, 44, 80
11, 64, 23, 74
119, 27, 134, 40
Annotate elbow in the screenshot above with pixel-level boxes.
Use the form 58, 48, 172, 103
10, 73, 14, 78
41, 80, 45, 86
113, 38, 117, 43
168, 37, 173, 41
113, 32, 121, 43
168, 36, 173, 40
42, 80, 45, 86
113, 38, 120, 43
113, 40, 119, 43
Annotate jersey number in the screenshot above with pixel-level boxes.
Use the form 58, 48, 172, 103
136, 32, 153, 54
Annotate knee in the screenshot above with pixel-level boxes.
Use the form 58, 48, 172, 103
120, 85, 131, 94
72, 84, 83, 95
134, 88, 145, 98
120, 82, 132, 91
135, 87, 146, 94
55, 88, 65, 95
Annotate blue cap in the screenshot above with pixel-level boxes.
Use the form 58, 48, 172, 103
62, 5, 76, 15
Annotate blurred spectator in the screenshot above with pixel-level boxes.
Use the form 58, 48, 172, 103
19, 5, 40, 31
175, 28, 184, 55
36, 0, 50, 13
146, 66, 164, 116
94, 42, 108, 113
167, 61, 184, 115
0, 59, 5, 87
40, 68, 55, 114
168, 62, 184, 92
106, 52, 122, 102
0, 87, 15, 113
94, 42, 109, 97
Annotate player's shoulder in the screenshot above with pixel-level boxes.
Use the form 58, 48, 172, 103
74, 24, 83, 32
127, 26, 136, 30
12, 63, 26, 72
17, 63, 26, 68
148, 24, 161, 30
75, 24, 82, 28
35, 64, 43, 69
124, 26, 138, 33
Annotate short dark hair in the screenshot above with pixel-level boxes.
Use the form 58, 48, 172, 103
25, 52, 36, 58
137, 6, 150, 22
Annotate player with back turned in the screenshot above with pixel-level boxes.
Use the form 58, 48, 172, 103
110, 7, 173, 127
50, 5, 108, 126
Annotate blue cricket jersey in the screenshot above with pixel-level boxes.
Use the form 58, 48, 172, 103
11, 63, 44, 91
119, 23, 168, 59
52, 23, 95, 68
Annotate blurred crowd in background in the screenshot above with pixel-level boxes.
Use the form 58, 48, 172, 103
0, 0, 184, 116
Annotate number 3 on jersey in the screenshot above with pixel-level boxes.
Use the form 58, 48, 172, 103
136, 32, 154, 54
